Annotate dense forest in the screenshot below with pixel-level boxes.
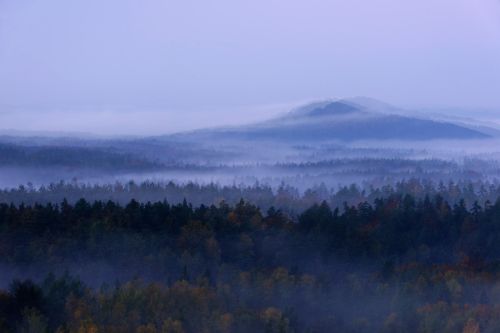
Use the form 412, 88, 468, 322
3, 0, 500, 331
0, 143, 160, 171
3, 179, 500, 213
2, 190, 500, 332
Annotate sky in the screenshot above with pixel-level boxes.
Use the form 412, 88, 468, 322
0, 0, 500, 135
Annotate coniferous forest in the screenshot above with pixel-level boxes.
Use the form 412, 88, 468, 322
2, 0, 500, 330
2, 184, 500, 332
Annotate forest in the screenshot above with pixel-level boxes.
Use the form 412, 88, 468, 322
3, 0, 500, 330
3, 107, 500, 333
2, 187, 500, 332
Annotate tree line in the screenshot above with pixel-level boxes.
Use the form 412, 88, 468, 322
2, 193, 500, 331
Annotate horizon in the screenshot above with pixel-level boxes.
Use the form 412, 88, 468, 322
4, 3, 500, 330
2, 96, 500, 137
1, 0, 500, 135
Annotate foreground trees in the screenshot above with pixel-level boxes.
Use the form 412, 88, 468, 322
2, 194, 500, 331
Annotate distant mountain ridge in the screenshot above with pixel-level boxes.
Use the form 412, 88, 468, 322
169, 98, 492, 142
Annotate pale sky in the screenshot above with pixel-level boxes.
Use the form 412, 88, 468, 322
0, 0, 500, 135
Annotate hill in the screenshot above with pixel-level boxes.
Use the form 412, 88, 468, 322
170, 99, 492, 142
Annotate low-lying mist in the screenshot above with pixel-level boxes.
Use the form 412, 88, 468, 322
2, 135, 500, 191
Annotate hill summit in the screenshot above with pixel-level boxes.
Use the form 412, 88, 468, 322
171, 98, 492, 142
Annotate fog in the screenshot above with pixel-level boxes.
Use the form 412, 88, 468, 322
2, 137, 500, 192
0, 103, 297, 137
1, 0, 500, 135
4, 2, 500, 332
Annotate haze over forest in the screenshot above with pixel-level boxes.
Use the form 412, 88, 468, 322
2, 1, 500, 332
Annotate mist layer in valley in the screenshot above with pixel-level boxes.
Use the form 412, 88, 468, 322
4, 98, 500, 333
1, 98, 500, 193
